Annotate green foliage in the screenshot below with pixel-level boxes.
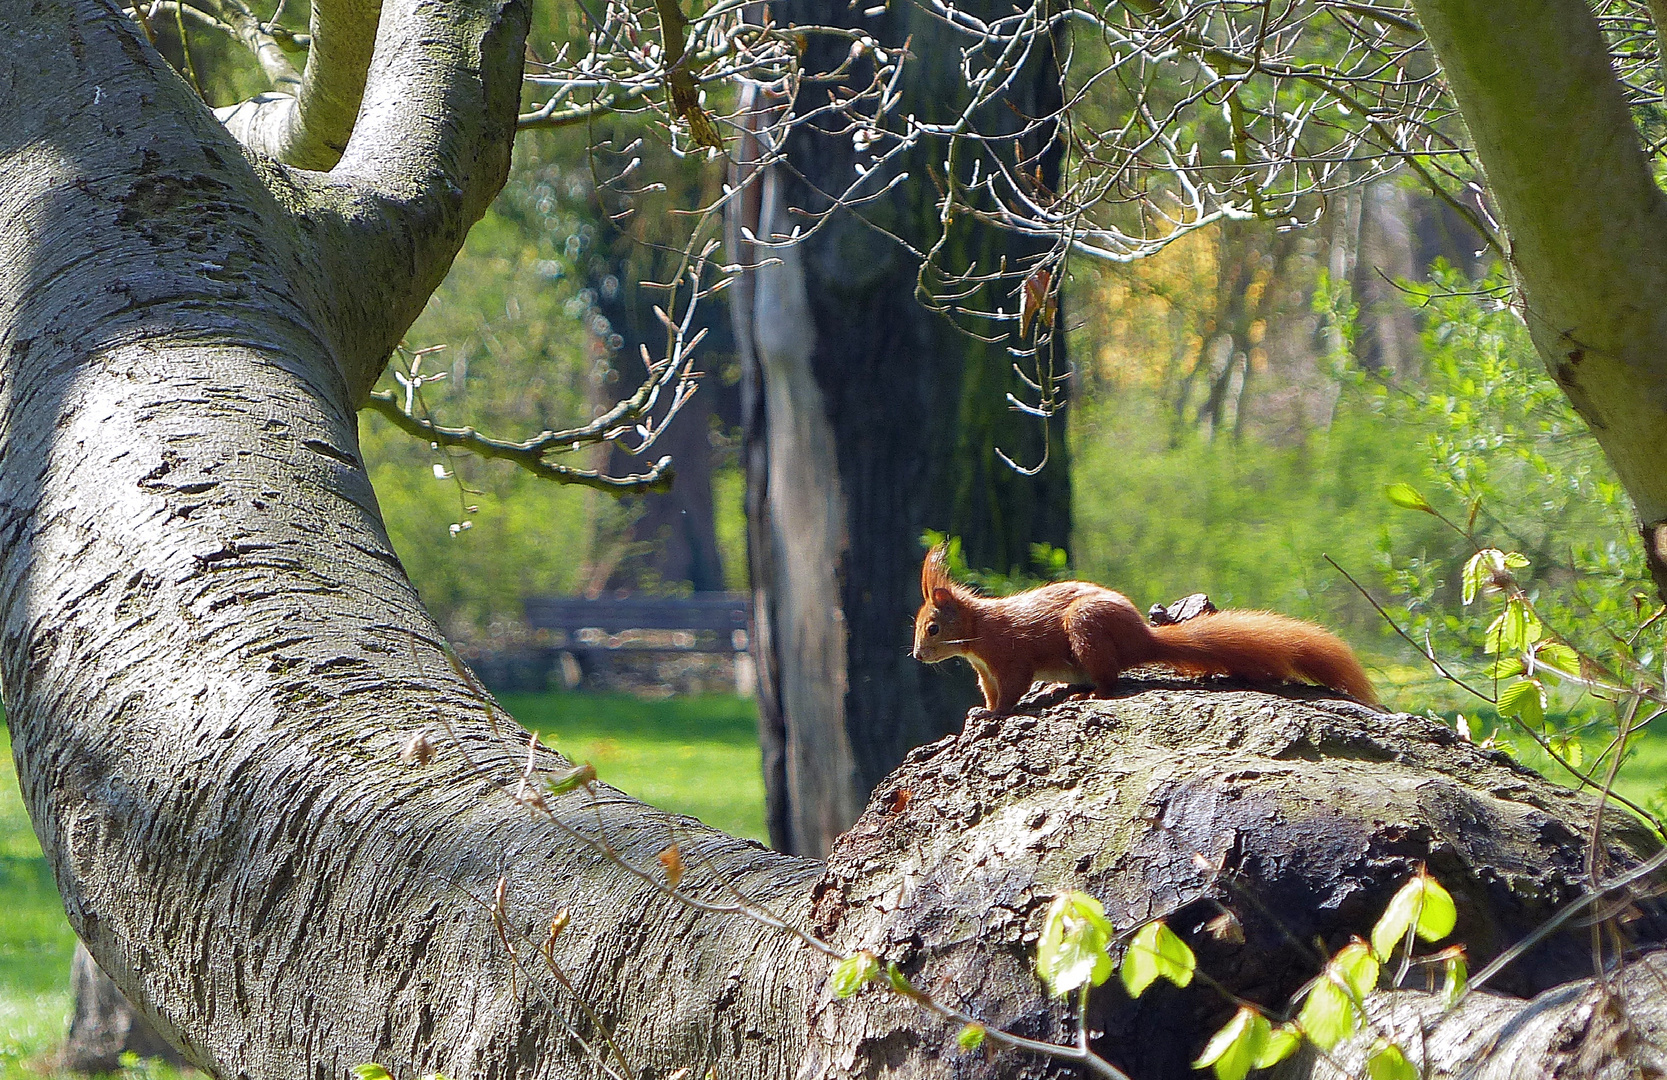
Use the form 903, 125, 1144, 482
1192, 1007, 1271, 1080
1071, 377, 1443, 653
1035, 891, 1115, 997
1370, 870, 1456, 960
956, 1023, 986, 1050
1294, 941, 1378, 1051
1370, 266, 1659, 720
1366, 1042, 1418, 1080
1120, 920, 1196, 997
830, 952, 880, 998
1441, 947, 1469, 1007
1384, 483, 1432, 514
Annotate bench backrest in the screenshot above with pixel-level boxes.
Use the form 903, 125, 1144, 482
524, 592, 751, 647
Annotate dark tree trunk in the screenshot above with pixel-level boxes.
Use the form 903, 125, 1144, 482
594, 224, 738, 595
730, 3, 1073, 857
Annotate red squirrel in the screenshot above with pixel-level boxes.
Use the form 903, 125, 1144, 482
911, 544, 1376, 712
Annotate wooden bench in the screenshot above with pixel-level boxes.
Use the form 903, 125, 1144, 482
523, 592, 752, 654
522, 592, 754, 694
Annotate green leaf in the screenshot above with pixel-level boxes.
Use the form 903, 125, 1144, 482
1120, 920, 1196, 997
1552, 734, 1584, 768
1442, 948, 1468, 1006
1193, 1007, 1270, 1080
1485, 598, 1539, 655
1371, 871, 1457, 960
957, 1023, 986, 1051
352, 1068, 394, 1080
1487, 654, 1524, 680
885, 961, 916, 996
1413, 874, 1457, 943
1461, 549, 1494, 606
1333, 941, 1381, 997
1496, 679, 1545, 727
829, 951, 880, 998
1533, 642, 1581, 679
1367, 1041, 1418, 1080
1295, 978, 1354, 1051
1503, 551, 1530, 569
1255, 1024, 1302, 1069
1384, 483, 1433, 513
1036, 891, 1115, 997
1296, 942, 1378, 1051
544, 762, 597, 796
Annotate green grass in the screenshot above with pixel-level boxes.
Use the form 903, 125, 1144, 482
501, 691, 767, 842
0, 692, 764, 1076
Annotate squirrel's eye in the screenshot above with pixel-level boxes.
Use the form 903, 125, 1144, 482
927, 622, 940, 636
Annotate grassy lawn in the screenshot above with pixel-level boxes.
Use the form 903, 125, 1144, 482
0, 692, 763, 1077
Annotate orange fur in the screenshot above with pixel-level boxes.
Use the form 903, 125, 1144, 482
912, 544, 1377, 712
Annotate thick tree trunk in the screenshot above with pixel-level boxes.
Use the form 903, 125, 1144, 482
802, 682, 1666, 1078
731, 4, 1073, 857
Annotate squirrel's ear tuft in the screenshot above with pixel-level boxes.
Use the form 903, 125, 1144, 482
922, 542, 951, 599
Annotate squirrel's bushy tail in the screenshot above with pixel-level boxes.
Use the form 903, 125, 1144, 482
1148, 611, 1377, 704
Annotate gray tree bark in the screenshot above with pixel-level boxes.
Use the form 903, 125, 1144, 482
6, 5, 1667, 1079
0, 4, 807, 1077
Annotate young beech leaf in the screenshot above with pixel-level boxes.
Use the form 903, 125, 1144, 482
1296, 942, 1378, 1050
1496, 678, 1546, 727
1552, 734, 1585, 768
1367, 1041, 1418, 1080
1384, 483, 1433, 513
1120, 919, 1196, 997
957, 1023, 986, 1051
1533, 642, 1581, 679
544, 762, 598, 796
1036, 891, 1115, 997
885, 961, 917, 996
1371, 871, 1457, 960
829, 951, 880, 998
1461, 549, 1494, 605
1193, 1006, 1270, 1080
352, 1067, 394, 1080
1255, 1024, 1302, 1069
1442, 947, 1468, 1006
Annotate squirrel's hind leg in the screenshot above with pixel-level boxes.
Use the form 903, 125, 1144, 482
1063, 601, 1124, 699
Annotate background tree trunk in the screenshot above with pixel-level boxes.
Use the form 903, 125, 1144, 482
730, 3, 1073, 858
59, 942, 186, 1074
594, 217, 738, 595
